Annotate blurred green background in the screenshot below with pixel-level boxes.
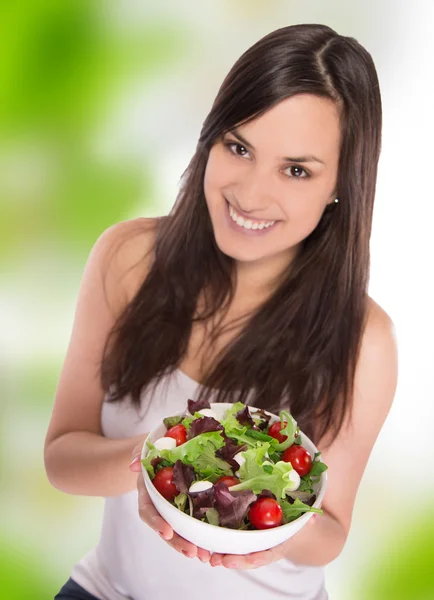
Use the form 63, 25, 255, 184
2, 1, 433, 598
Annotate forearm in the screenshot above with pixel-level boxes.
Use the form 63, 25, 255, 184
44, 431, 147, 497
281, 509, 347, 566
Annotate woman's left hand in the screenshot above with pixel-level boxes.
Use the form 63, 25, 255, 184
209, 543, 286, 569
209, 514, 317, 569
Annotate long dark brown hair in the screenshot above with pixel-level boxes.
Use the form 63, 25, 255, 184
100, 23, 382, 447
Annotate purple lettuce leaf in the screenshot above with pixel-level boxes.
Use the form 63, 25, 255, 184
286, 491, 317, 506
189, 486, 215, 520
213, 480, 257, 529
172, 459, 196, 494
235, 404, 255, 428
186, 415, 225, 441
188, 397, 211, 415
215, 437, 249, 471
250, 408, 272, 431
256, 489, 277, 501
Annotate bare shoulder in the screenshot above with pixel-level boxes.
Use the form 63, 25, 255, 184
361, 295, 398, 385
365, 295, 396, 335
99, 216, 162, 313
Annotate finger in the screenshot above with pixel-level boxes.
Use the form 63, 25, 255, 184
245, 543, 285, 567
209, 552, 224, 567
160, 529, 200, 558
196, 547, 211, 563
245, 548, 276, 567
210, 552, 259, 569
131, 441, 144, 459
129, 455, 142, 472
221, 543, 284, 569
309, 514, 317, 525
221, 553, 258, 569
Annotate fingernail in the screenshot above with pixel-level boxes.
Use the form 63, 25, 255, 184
129, 455, 141, 468
182, 550, 193, 558
211, 558, 222, 566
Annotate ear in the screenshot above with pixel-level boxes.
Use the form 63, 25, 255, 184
326, 193, 338, 206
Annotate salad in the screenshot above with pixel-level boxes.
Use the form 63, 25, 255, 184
142, 398, 328, 531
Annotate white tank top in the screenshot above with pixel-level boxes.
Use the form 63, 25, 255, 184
70, 368, 329, 600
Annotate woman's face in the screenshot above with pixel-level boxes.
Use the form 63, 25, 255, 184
203, 93, 341, 282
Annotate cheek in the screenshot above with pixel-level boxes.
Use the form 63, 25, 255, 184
203, 162, 217, 209
204, 157, 231, 208
283, 196, 327, 239
205, 149, 233, 187
288, 181, 330, 219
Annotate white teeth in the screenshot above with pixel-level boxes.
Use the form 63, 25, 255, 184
228, 203, 275, 230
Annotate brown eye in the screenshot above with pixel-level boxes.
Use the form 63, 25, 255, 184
225, 141, 249, 158
287, 165, 308, 179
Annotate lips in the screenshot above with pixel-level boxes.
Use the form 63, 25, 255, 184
225, 197, 276, 226
225, 198, 278, 231
223, 197, 280, 236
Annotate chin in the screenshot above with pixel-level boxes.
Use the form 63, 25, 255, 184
213, 233, 268, 263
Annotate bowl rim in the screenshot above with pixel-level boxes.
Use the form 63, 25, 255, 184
141, 402, 328, 535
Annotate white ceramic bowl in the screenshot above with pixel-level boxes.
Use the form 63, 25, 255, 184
141, 402, 327, 554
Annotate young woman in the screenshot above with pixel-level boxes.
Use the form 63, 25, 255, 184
45, 23, 398, 600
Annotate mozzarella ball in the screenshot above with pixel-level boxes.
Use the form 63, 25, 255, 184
188, 480, 213, 493
285, 469, 301, 492
233, 451, 246, 468
153, 436, 177, 451
197, 408, 219, 419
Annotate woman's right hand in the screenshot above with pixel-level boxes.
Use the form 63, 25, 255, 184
129, 442, 215, 565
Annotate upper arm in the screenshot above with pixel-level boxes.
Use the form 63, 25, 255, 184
317, 299, 398, 536
44, 218, 158, 452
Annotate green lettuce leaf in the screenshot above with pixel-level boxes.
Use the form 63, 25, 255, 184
163, 415, 183, 429
205, 507, 219, 526
271, 410, 297, 451
141, 439, 160, 478
237, 443, 272, 479
298, 454, 328, 492
191, 444, 233, 482
174, 492, 188, 513
160, 430, 225, 466
180, 411, 204, 430
280, 497, 323, 523
228, 446, 298, 499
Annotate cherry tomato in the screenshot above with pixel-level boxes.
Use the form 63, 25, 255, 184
165, 424, 187, 446
281, 445, 312, 477
152, 466, 179, 501
248, 497, 283, 529
215, 475, 240, 488
267, 420, 288, 443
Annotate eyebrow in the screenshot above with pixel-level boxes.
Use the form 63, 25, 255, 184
227, 128, 325, 165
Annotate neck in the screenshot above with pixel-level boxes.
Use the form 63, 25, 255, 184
233, 246, 298, 302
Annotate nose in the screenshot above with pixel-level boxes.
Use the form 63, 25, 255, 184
235, 168, 275, 215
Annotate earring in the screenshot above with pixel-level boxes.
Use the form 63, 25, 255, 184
334, 198, 339, 203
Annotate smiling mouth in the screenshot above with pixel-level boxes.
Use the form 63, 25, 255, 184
225, 197, 279, 228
